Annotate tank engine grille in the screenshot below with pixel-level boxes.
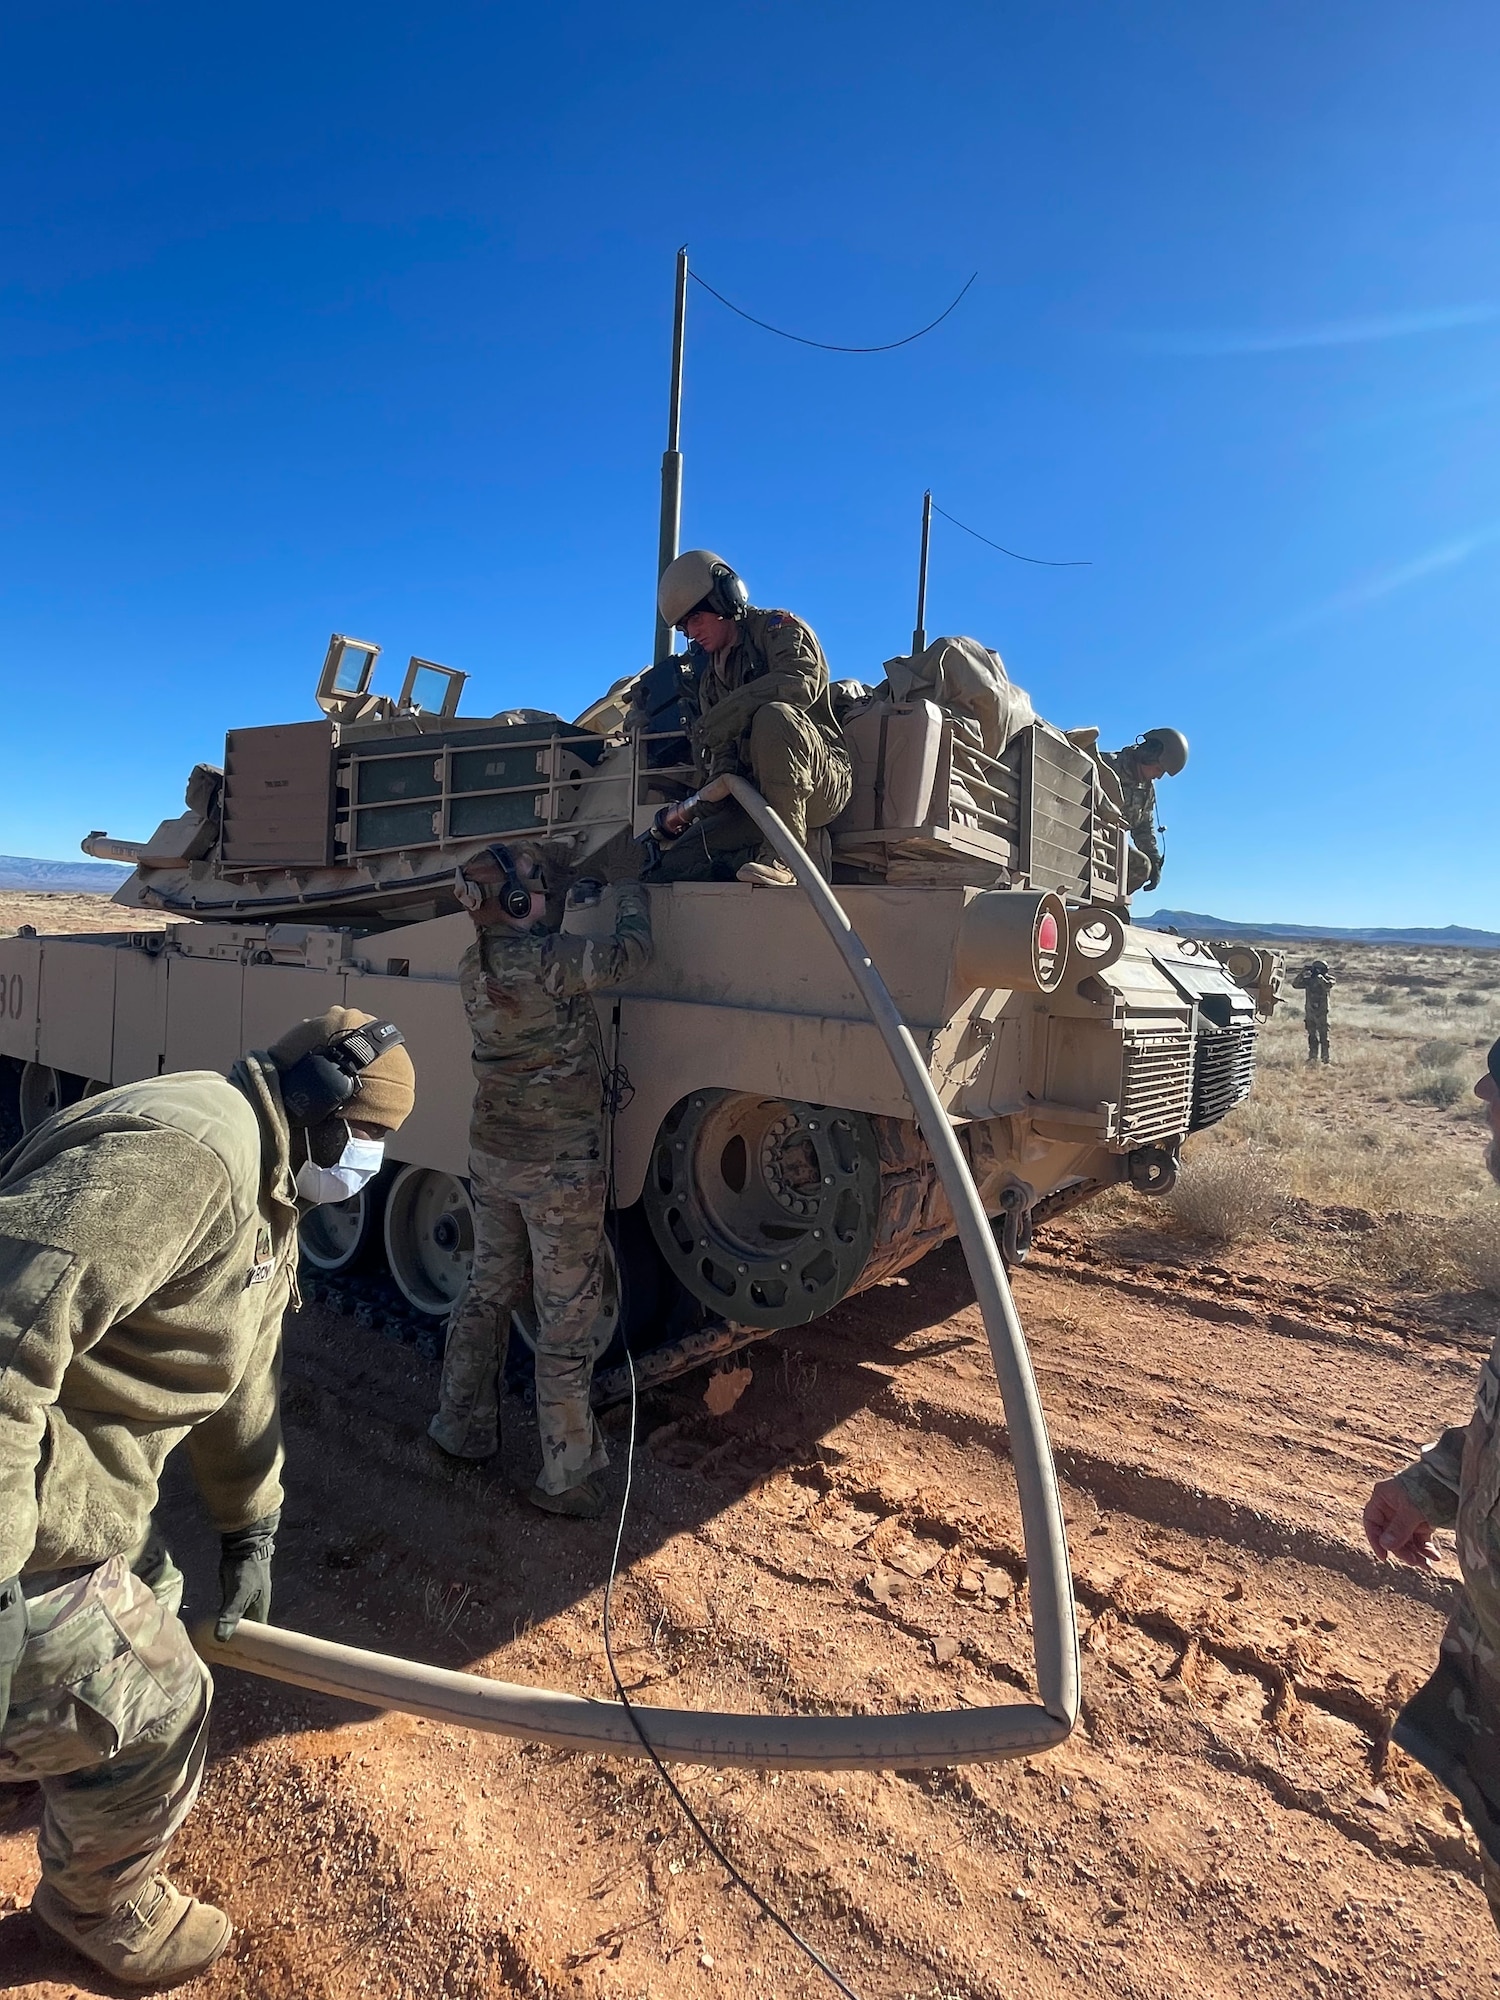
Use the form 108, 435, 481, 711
1119, 1029, 1195, 1141
1190, 1023, 1258, 1132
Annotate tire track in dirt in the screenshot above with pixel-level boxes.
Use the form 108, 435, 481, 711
5, 1235, 1499, 1998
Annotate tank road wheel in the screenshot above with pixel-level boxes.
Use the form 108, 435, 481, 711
300, 1165, 391, 1276
383, 1166, 476, 1317
642, 1090, 881, 1330
18, 1063, 70, 1133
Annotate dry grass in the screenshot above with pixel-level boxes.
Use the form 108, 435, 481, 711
1163, 1148, 1286, 1244
1082, 938, 1500, 1291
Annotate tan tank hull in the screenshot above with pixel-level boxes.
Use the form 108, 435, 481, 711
0, 883, 1269, 1361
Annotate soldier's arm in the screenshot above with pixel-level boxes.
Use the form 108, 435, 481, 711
1291, 970, 1310, 990
693, 616, 826, 751
0, 1129, 233, 1577
539, 886, 654, 998
1392, 1425, 1469, 1530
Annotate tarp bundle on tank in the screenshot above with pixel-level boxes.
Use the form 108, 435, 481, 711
882, 635, 1036, 757
835, 637, 1038, 885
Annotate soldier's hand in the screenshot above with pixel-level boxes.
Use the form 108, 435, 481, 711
0, 1575, 27, 1737
1143, 866, 1161, 893
216, 1511, 280, 1641
1363, 1479, 1440, 1571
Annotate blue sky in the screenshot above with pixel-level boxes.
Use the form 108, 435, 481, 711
2, 2, 1496, 926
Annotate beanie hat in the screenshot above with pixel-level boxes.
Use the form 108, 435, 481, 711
266, 1006, 416, 1132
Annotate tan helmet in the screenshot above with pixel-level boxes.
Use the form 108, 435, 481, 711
1139, 727, 1189, 776
657, 550, 749, 628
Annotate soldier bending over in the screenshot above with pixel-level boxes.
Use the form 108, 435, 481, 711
650, 550, 852, 886
430, 845, 652, 1518
1363, 1036, 1500, 1935
0, 1009, 415, 1986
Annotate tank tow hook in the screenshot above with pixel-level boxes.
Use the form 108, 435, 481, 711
997, 1183, 1035, 1265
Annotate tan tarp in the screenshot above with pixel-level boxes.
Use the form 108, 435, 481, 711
882, 636, 1035, 758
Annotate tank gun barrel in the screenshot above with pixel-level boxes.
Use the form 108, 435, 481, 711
81, 832, 144, 864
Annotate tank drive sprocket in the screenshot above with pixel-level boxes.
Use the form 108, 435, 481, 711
643, 1090, 882, 1329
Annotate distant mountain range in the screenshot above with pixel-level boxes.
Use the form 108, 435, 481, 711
1141, 908, 1500, 950
0, 854, 132, 893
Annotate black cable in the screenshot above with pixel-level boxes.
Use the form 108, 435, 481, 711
689, 268, 977, 353
930, 500, 1091, 568
599, 1006, 864, 1999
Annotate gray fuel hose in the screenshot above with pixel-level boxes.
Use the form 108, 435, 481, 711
199, 778, 1079, 1765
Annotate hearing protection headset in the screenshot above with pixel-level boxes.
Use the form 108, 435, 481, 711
279, 1020, 406, 1130
453, 843, 535, 923
700, 561, 749, 622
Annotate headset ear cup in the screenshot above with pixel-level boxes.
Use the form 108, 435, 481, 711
709, 564, 748, 620
280, 1050, 358, 1129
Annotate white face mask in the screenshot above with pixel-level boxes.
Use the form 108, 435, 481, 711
295, 1134, 386, 1207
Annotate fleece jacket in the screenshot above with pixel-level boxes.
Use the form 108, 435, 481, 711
0, 1055, 300, 1580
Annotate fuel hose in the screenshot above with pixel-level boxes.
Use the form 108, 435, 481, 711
198, 777, 1080, 1768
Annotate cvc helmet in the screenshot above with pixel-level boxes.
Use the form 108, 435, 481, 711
1308, 959, 1329, 976
657, 550, 750, 629
1138, 727, 1189, 776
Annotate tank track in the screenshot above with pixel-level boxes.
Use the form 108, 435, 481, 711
297, 1266, 769, 1409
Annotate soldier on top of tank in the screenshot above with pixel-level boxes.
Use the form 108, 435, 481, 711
647, 550, 853, 886
1292, 959, 1336, 1064
0, 1008, 416, 1988
1099, 728, 1189, 895
429, 843, 652, 1518
1363, 1035, 1500, 1936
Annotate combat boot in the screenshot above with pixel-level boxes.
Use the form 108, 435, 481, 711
32, 1875, 231, 1988
736, 854, 796, 887
528, 1473, 607, 1519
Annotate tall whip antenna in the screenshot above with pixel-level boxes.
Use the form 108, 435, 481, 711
912, 488, 933, 653
653, 247, 689, 663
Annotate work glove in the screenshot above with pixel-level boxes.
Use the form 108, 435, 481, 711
1143, 865, 1161, 893
215, 1510, 280, 1642
0, 1575, 28, 1738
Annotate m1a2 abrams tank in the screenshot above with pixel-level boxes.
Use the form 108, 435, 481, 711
0, 628, 1280, 1395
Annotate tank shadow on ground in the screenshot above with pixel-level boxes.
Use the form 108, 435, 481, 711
127, 1238, 994, 1783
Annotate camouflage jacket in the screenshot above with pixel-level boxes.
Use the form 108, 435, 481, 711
0, 1059, 299, 1579
1099, 747, 1161, 868
1396, 1335, 1500, 1632
459, 885, 653, 1161
690, 607, 845, 775
1291, 968, 1335, 1022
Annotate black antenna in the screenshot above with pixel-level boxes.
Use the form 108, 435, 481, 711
653, 247, 689, 664
912, 489, 932, 653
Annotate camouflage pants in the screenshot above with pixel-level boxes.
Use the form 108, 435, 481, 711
0, 1549, 211, 1916
738, 701, 852, 852
431, 1145, 610, 1494
1306, 1021, 1330, 1061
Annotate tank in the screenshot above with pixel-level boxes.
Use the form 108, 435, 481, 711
0, 630, 1282, 1395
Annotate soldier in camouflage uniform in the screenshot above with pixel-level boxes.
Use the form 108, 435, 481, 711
429, 844, 652, 1518
1364, 1036, 1500, 1933
1100, 728, 1189, 894
651, 549, 851, 886
1292, 959, 1336, 1063
0, 1010, 415, 1986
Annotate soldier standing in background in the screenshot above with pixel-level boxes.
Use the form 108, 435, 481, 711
1292, 958, 1336, 1063
0, 1009, 415, 1986
429, 844, 652, 1518
1363, 1037, 1500, 1934
1100, 728, 1189, 894
650, 550, 852, 885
